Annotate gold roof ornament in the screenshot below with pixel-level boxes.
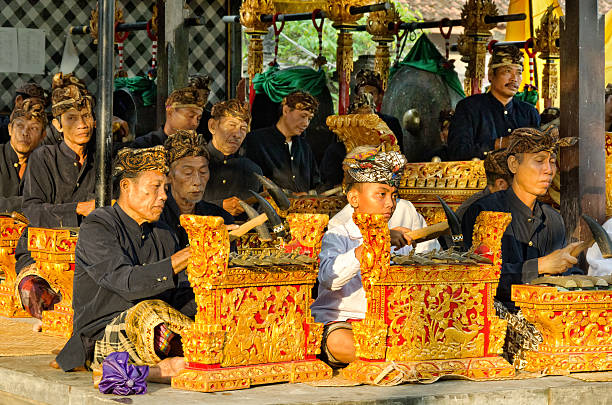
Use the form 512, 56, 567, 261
535, 5, 560, 106
366, 2, 399, 91
240, 0, 276, 78
326, 113, 400, 153
458, 0, 499, 96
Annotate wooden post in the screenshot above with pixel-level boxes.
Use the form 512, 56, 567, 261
559, 0, 605, 248
155, 0, 167, 128
166, 0, 188, 92
227, 0, 242, 99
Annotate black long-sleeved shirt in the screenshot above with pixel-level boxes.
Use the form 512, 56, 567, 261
0, 142, 23, 213
56, 203, 179, 371
245, 125, 321, 193
203, 142, 263, 206
14, 141, 96, 272
462, 187, 569, 311
131, 126, 167, 149
447, 92, 540, 161
160, 188, 234, 250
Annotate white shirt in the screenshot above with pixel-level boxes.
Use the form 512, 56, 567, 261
311, 202, 440, 324
586, 218, 612, 276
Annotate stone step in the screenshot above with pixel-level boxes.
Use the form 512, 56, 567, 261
0, 355, 612, 405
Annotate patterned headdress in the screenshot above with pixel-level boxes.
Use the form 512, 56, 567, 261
489, 45, 524, 70
484, 148, 511, 178
164, 129, 207, 165
10, 98, 48, 127
15, 82, 49, 107
355, 69, 383, 92
188, 74, 212, 93
282, 91, 319, 114
348, 92, 375, 114
165, 85, 207, 110
51, 73, 94, 118
506, 126, 577, 156
211, 99, 251, 126
342, 144, 407, 192
113, 146, 169, 178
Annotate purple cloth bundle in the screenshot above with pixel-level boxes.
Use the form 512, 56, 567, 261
99, 352, 149, 395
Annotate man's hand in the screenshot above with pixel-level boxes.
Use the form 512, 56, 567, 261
111, 116, 131, 142
223, 196, 245, 216
171, 247, 191, 274
390, 226, 414, 249
226, 224, 239, 231
76, 200, 96, 217
537, 241, 581, 275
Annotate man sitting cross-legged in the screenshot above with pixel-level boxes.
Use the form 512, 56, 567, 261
311, 145, 439, 368
56, 147, 193, 383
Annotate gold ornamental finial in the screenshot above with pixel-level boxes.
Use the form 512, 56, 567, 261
240, 0, 276, 78
535, 5, 560, 106
366, 3, 399, 91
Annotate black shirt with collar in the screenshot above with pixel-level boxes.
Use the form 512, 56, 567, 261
0, 142, 24, 213
56, 203, 179, 371
447, 92, 540, 161
462, 187, 572, 311
160, 188, 234, 250
132, 126, 167, 149
203, 142, 263, 206
245, 125, 321, 193
15, 141, 96, 272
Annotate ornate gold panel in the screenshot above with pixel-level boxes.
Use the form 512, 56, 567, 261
342, 211, 514, 384
512, 284, 612, 374
0, 217, 28, 317
173, 213, 332, 392
28, 227, 78, 338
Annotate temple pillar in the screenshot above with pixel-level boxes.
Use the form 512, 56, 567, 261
559, 0, 606, 248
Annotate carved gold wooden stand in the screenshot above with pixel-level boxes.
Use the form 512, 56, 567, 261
342, 211, 515, 383
172, 213, 332, 392
512, 285, 612, 374
28, 227, 78, 338
401, 160, 487, 225
0, 217, 28, 317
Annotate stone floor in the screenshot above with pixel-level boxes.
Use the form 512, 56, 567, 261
0, 355, 612, 405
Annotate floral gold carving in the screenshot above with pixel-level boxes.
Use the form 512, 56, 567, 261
173, 214, 331, 392
535, 6, 560, 105
89, 0, 126, 44
342, 211, 514, 384
606, 132, 612, 217
0, 216, 28, 317
28, 227, 79, 338
326, 113, 399, 152
512, 284, 612, 374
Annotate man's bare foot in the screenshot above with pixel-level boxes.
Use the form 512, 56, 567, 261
147, 357, 186, 384
32, 319, 42, 332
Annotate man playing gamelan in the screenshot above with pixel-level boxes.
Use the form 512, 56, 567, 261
132, 82, 207, 149
56, 147, 192, 382
0, 98, 48, 213
161, 129, 235, 250
246, 91, 321, 194
203, 99, 263, 218
13, 73, 98, 324
311, 145, 438, 368
447, 45, 540, 160
462, 127, 582, 312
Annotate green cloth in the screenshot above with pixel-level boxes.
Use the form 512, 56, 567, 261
514, 87, 539, 106
252, 66, 327, 103
390, 33, 465, 98
114, 76, 157, 106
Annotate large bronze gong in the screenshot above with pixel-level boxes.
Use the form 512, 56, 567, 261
382, 66, 463, 162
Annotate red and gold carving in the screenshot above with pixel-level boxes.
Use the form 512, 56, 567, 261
0, 216, 28, 317
606, 132, 612, 217
512, 284, 612, 374
172, 214, 332, 392
28, 227, 78, 338
342, 211, 514, 384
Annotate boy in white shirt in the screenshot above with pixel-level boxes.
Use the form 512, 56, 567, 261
311, 145, 439, 368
